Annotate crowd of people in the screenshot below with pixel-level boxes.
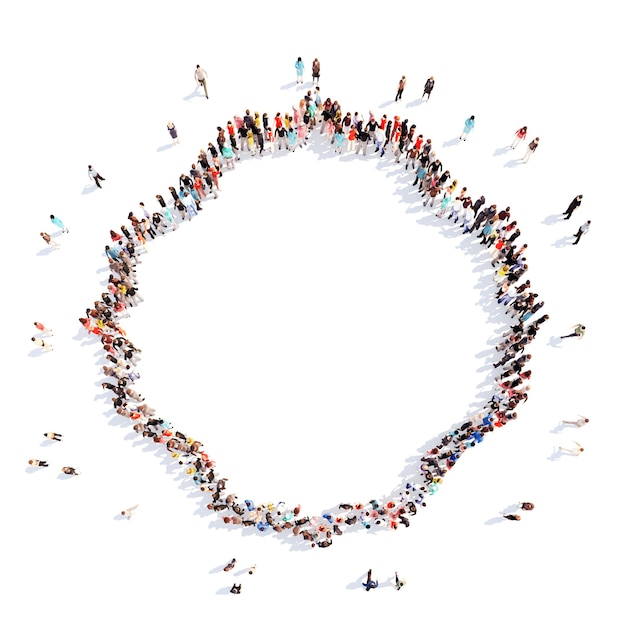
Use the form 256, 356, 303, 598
24, 63, 590, 549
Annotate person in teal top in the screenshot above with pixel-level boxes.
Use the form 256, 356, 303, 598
295, 57, 304, 84
460, 115, 475, 141
50, 214, 69, 233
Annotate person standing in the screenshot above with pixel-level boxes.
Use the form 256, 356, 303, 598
522, 137, 540, 162
362, 569, 378, 591
460, 115, 475, 141
50, 215, 69, 233
511, 126, 527, 149
423, 76, 435, 100
572, 220, 590, 245
564, 194, 583, 220
519, 502, 535, 511
312, 58, 320, 84
560, 323, 585, 340
395, 76, 406, 101
88, 165, 105, 188
167, 122, 179, 146
295, 57, 305, 84
562, 416, 590, 427
194, 65, 208, 98
394, 572, 407, 590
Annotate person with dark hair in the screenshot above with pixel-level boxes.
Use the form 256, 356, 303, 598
519, 502, 535, 511
167, 122, 179, 146
511, 126, 527, 148
88, 165, 105, 188
503, 514, 521, 521
61, 466, 79, 475
564, 194, 583, 220
50, 215, 69, 234
194, 65, 208, 98
394, 572, 407, 590
44, 432, 63, 441
362, 569, 378, 591
230, 584, 241, 594
312, 58, 320, 84
295, 56, 304, 84
572, 220, 590, 245
223, 558, 236, 572
395, 76, 406, 101
560, 323, 585, 340
562, 416, 590, 428
460, 115, 475, 141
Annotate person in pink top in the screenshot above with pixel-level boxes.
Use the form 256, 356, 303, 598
511, 126, 527, 149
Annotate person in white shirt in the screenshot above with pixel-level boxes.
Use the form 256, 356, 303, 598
562, 416, 590, 428
194, 65, 208, 99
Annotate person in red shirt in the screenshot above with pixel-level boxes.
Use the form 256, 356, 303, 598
511, 126, 527, 149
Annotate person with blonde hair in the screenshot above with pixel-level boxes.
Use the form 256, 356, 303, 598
167, 122, 179, 145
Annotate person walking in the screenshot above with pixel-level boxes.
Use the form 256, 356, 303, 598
312, 58, 320, 84
560, 323, 585, 340
519, 502, 535, 511
88, 165, 105, 188
223, 558, 236, 572
61, 466, 80, 475
559, 442, 584, 456
393, 572, 407, 590
230, 584, 242, 594
564, 195, 583, 220
362, 569, 378, 591
43, 432, 63, 441
522, 137, 539, 162
562, 416, 590, 428
503, 514, 521, 521
423, 76, 435, 100
32, 336, 53, 351
34, 322, 53, 336
395, 76, 406, 101
295, 57, 305, 84
511, 126, 527, 148
121, 504, 139, 519
50, 215, 69, 233
167, 122, 179, 146
460, 115, 475, 141
194, 64, 208, 98
572, 220, 590, 245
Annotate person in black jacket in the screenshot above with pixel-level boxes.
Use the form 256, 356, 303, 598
564, 194, 583, 220
423, 76, 435, 100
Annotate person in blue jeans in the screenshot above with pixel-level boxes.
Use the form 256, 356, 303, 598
362, 569, 378, 591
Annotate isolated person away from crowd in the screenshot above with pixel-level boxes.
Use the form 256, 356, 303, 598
395, 76, 406, 101
295, 57, 304, 83
32, 336, 53, 351
560, 323, 585, 340
562, 416, 590, 427
572, 220, 590, 245
511, 126, 527, 148
423, 76, 435, 100
167, 122, 179, 145
40, 231, 59, 249
87, 165, 105, 188
194, 64, 208, 98
34, 321, 53, 336
50, 215, 69, 233
522, 137, 539, 162
362, 569, 378, 591
460, 115, 475, 141
559, 441, 584, 456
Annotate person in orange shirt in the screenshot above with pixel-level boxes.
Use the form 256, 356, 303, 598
34, 321, 53, 336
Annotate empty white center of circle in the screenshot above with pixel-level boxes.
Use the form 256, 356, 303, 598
129, 148, 495, 512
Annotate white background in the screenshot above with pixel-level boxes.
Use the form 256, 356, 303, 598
1, 0, 621, 623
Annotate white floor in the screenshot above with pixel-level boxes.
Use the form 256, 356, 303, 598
2, 1, 621, 623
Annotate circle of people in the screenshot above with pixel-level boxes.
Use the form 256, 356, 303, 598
30, 61, 592, 550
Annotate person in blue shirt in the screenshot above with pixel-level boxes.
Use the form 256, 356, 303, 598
50, 214, 69, 233
295, 57, 304, 84
460, 115, 475, 141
